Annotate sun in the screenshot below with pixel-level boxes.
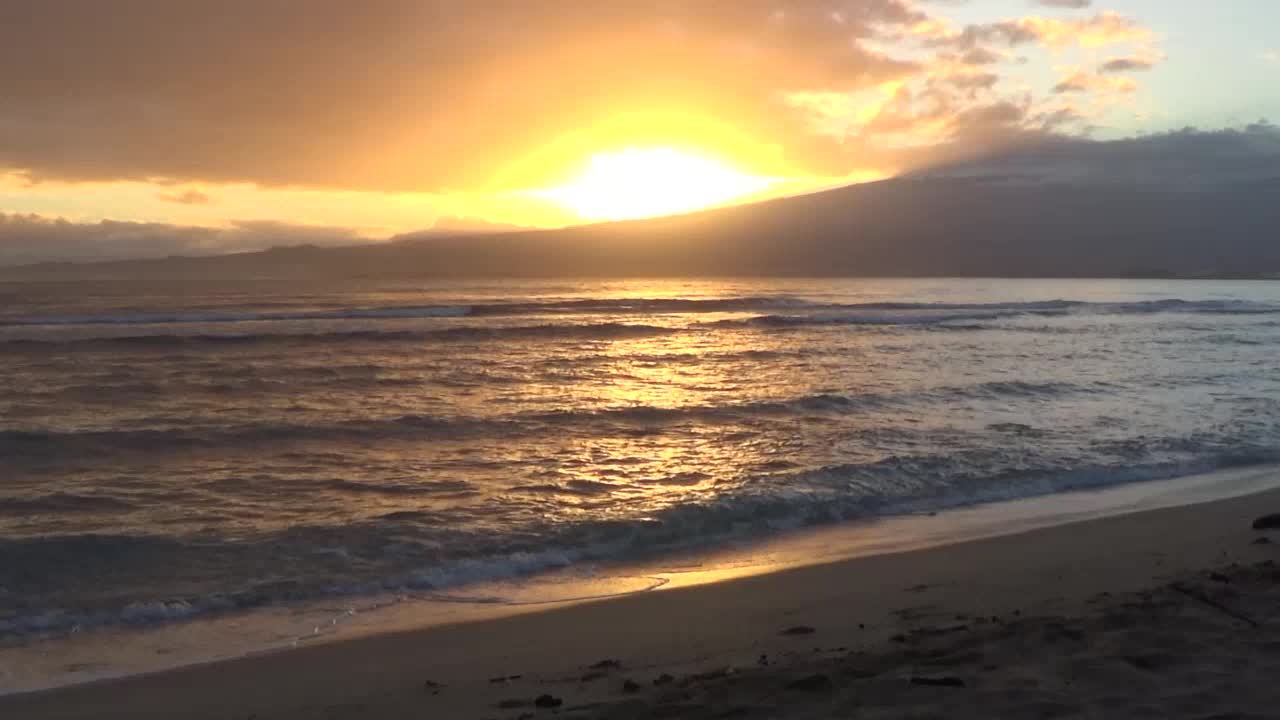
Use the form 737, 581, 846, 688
531, 147, 778, 222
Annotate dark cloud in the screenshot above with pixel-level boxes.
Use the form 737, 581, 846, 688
959, 47, 1005, 65
0, 215, 374, 265
1052, 68, 1136, 94
1099, 56, 1157, 73
0, 0, 931, 192
944, 72, 1000, 90
1036, 107, 1088, 130
1053, 74, 1090, 94
928, 11, 1147, 52
156, 189, 214, 205
928, 21, 1039, 52
915, 122, 1280, 187
1032, 0, 1090, 8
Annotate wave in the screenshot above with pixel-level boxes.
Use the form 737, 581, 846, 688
0, 400, 843, 458
0, 382, 1103, 459
4, 298, 1277, 353
5, 296, 1277, 328
710, 299, 1280, 330
6, 299, 1277, 353
4, 447, 1276, 639
0, 296, 812, 327
0, 304, 476, 327
0, 321, 681, 351
0, 493, 136, 514
318, 478, 479, 497
712, 310, 1031, 328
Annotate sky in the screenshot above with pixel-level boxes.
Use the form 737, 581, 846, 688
0, 1, 1276, 263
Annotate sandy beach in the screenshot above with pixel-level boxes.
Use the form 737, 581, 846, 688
3, 2, 1279, 717
2, 481, 1277, 719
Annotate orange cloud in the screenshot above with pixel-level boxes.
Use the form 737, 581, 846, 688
0, 1, 929, 192
156, 189, 214, 205
1014, 11, 1152, 50
0, 2, 1161, 197
924, 10, 1152, 52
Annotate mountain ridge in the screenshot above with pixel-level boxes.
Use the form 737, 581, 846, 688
4, 172, 1280, 280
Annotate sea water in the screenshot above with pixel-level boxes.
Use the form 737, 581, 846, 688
3, 277, 1280, 690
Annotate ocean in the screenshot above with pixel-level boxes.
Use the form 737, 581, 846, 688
3, 276, 1280, 689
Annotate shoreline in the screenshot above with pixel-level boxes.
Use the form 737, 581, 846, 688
4, 463, 1278, 697
4, 471, 1279, 718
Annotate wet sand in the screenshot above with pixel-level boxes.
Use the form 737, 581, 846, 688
5, 485, 1279, 719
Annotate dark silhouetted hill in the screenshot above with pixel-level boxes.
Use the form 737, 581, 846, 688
9, 175, 1278, 281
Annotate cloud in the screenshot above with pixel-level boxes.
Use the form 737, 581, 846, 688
927, 11, 1151, 52
959, 47, 1006, 65
945, 72, 1000, 91
0, 1, 1158, 193
1265, 50, 1279, 64
1053, 68, 1138, 94
1099, 55, 1157, 73
156, 189, 213, 205
0, 1, 929, 192
0, 215, 375, 265
915, 122, 1280, 187
1032, 0, 1090, 8
781, 9, 1159, 175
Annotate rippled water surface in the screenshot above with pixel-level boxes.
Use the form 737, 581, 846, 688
3, 277, 1280, 639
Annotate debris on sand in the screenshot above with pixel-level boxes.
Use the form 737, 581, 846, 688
1252, 514, 1280, 530
786, 674, 834, 692
910, 676, 966, 688
534, 694, 563, 708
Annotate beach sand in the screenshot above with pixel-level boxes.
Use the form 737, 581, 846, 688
5, 485, 1280, 719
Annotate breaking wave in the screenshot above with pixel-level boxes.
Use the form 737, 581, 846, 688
3, 446, 1276, 639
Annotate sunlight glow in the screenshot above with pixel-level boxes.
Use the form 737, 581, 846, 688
531, 147, 779, 221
